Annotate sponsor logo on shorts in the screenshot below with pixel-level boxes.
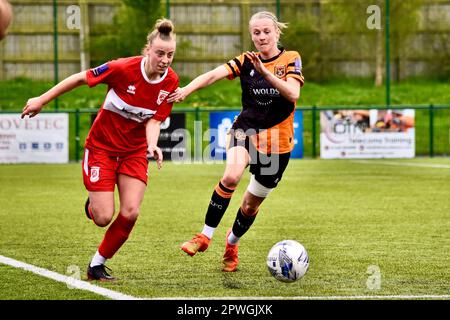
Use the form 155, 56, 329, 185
234, 130, 246, 141
90, 166, 100, 183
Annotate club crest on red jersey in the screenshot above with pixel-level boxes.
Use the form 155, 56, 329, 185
157, 90, 170, 105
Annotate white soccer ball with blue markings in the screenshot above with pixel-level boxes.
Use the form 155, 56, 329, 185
266, 240, 309, 283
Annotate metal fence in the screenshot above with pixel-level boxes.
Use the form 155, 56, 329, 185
2, 104, 449, 161
1, 2, 449, 161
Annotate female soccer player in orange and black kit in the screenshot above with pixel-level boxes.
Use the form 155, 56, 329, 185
168, 11, 304, 272
21, 19, 179, 281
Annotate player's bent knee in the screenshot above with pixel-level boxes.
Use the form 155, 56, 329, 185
120, 206, 140, 221
90, 206, 114, 227
221, 175, 240, 189
93, 215, 113, 227
241, 203, 259, 217
247, 175, 273, 198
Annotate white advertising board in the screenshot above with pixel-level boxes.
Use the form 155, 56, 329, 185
0, 113, 69, 163
320, 109, 415, 159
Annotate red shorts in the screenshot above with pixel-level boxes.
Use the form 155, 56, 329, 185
82, 147, 148, 192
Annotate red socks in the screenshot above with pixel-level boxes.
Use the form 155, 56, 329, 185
98, 213, 136, 259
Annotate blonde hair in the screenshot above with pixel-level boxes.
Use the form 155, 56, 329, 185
249, 11, 288, 34
142, 18, 176, 55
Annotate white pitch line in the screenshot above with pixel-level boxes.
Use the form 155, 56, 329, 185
351, 160, 450, 169
146, 295, 450, 300
2, 255, 448, 301
0, 255, 140, 300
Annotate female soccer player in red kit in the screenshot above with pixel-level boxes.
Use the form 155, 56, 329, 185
21, 19, 179, 281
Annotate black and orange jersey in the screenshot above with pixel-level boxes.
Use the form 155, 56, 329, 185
224, 48, 304, 154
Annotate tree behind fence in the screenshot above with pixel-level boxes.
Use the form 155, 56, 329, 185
1, 0, 449, 81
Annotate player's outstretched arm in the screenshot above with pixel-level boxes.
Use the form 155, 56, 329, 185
21, 71, 88, 118
167, 65, 229, 103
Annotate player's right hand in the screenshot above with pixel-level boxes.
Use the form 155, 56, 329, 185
167, 87, 186, 103
147, 145, 163, 170
21, 97, 44, 119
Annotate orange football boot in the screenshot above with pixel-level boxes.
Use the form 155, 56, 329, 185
222, 229, 239, 272
181, 233, 210, 256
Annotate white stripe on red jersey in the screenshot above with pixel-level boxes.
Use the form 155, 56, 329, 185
103, 88, 157, 123
85, 56, 179, 155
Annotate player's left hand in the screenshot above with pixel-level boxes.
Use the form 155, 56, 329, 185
245, 51, 268, 77
147, 145, 163, 170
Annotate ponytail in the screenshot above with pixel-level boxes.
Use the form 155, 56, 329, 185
142, 18, 176, 55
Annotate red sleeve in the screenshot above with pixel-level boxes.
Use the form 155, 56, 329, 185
86, 60, 121, 88
152, 103, 173, 122
152, 75, 179, 122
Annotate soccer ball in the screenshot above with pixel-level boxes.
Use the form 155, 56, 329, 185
266, 240, 309, 283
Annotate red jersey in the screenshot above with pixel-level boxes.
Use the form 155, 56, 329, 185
85, 56, 179, 155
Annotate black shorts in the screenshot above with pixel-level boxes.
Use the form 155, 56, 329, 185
228, 129, 291, 189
